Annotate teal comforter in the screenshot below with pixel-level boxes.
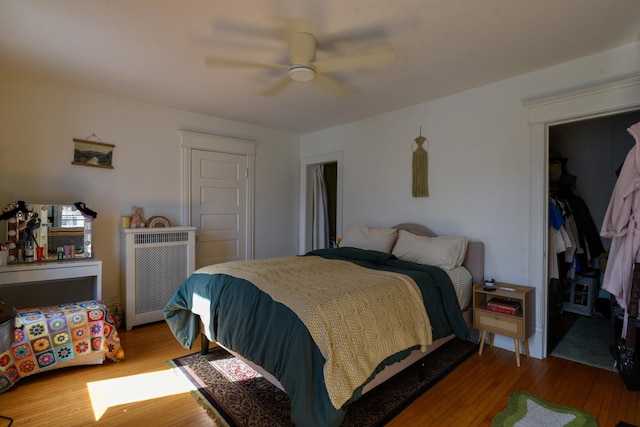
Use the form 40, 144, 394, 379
164, 248, 469, 427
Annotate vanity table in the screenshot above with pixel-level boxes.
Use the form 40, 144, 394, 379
0, 258, 102, 309
0, 202, 100, 308
0, 259, 102, 309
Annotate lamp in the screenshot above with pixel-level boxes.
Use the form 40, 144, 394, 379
0, 300, 16, 426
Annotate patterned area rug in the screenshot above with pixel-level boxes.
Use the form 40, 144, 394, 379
492, 391, 599, 427
169, 338, 477, 426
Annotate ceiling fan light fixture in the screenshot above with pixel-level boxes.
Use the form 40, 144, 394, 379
204, 26, 393, 96
289, 66, 315, 82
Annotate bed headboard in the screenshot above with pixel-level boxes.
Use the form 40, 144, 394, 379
393, 223, 485, 284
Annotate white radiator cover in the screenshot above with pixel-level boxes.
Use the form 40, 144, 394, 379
121, 227, 196, 330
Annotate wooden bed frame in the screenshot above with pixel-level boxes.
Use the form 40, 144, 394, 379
198, 223, 484, 395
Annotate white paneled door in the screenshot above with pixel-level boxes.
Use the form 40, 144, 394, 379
191, 149, 249, 269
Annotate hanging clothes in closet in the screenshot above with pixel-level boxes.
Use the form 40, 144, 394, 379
549, 187, 604, 281
548, 152, 605, 282
601, 120, 640, 338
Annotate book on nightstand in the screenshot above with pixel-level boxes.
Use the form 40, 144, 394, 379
486, 297, 521, 315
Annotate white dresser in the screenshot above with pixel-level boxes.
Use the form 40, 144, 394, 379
121, 227, 196, 330
0, 259, 102, 309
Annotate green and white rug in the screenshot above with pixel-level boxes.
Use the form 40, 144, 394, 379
492, 391, 598, 427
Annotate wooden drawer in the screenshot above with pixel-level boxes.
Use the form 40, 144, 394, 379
474, 310, 524, 339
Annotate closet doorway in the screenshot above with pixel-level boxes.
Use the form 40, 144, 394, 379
547, 109, 640, 369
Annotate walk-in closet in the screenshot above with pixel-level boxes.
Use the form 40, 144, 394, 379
547, 109, 640, 370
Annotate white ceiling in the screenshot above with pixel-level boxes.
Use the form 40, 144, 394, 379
1, 1, 639, 134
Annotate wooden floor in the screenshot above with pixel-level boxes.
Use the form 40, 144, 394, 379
1, 321, 638, 426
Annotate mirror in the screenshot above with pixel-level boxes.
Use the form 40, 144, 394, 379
6, 204, 93, 262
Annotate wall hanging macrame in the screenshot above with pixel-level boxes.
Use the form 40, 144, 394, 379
412, 128, 429, 197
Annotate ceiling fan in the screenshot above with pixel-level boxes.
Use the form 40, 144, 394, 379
204, 30, 396, 97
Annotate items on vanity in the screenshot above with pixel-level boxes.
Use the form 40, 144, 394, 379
1, 201, 96, 263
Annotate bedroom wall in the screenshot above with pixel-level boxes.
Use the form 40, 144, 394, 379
300, 40, 640, 358
0, 72, 300, 307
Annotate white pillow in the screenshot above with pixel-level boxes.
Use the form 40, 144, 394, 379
341, 225, 398, 253
392, 229, 468, 270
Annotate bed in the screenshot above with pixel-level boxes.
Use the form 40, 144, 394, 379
164, 223, 484, 427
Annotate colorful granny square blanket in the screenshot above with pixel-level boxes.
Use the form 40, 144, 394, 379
0, 300, 124, 392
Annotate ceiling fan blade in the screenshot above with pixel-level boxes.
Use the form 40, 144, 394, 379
214, 17, 315, 42
261, 76, 293, 96
316, 24, 388, 51
312, 74, 356, 97
204, 57, 289, 71
313, 42, 396, 73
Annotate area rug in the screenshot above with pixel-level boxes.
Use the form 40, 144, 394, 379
492, 391, 599, 427
169, 338, 477, 426
551, 315, 615, 371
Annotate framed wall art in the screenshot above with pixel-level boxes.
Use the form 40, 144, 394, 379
72, 137, 115, 169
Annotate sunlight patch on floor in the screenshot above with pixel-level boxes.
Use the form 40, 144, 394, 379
86, 368, 196, 420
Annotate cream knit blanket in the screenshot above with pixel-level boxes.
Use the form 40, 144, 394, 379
197, 255, 432, 409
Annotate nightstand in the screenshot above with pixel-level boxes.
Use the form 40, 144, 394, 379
473, 282, 535, 367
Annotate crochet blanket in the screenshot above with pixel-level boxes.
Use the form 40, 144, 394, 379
197, 255, 432, 408
0, 300, 124, 392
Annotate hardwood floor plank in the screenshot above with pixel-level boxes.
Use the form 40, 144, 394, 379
0, 321, 638, 426
615, 379, 640, 426
0, 321, 213, 427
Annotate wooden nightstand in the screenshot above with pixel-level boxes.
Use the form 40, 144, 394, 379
473, 282, 535, 367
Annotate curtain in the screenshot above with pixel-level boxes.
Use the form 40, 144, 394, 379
312, 164, 330, 249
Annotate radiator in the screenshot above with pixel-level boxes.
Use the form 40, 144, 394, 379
121, 227, 196, 330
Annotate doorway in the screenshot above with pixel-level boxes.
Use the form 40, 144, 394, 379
299, 152, 343, 254
323, 162, 338, 246
546, 110, 640, 369
180, 130, 256, 267
190, 149, 250, 268
526, 75, 640, 361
